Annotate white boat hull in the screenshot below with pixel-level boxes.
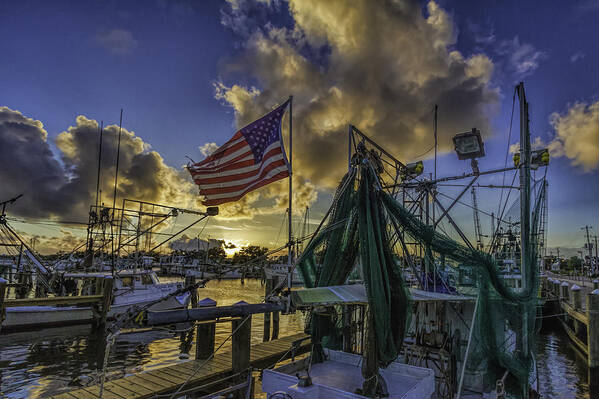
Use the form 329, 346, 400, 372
2, 287, 189, 332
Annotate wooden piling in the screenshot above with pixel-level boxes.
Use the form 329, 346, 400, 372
196, 298, 217, 360
271, 276, 280, 340
98, 276, 113, 327
553, 279, 561, 298
95, 277, 104, 295
0, 278, 6, 331
263, 277, 273, 342
572, 285, 582, 310
185, 275, 198, 308
587, 290, 599, 396
561, 281, 570, 301
342, 305, 353, 352
232, 302, 252, 398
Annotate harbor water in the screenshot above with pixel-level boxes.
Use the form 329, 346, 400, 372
0, 278, 590, 398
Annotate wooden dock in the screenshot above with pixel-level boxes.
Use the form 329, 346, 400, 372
49, 332, 310, 399
542, 275, 599, 392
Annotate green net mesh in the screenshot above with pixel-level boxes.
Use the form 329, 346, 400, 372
297, 155, 543, 397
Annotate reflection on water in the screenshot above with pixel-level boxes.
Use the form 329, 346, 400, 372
0, 279, 591, 398
536, 326, 589, 399
0, 279, 306, 398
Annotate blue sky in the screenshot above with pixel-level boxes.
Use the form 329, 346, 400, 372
1, 0, 599, 253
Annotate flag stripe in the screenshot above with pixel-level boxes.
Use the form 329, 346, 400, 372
193, 146, 253, 172
196, 132, 244, 165
191, 146, 283, 182
190, 141, 280, 175
202, 170, 290, 206
199, 158, 287, 194
195, 139, 249, 168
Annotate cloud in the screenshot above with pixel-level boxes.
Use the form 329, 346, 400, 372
497, 36, 546, 77
0, 106, 198, 222
549, 101, 599, 171
498, 36, 547, 78
17, 229, 85, 255
198, 142, 219, 158
570, 52, 586, 63
214, 0, 499, 193
95, 29, 138, 54
221, 0, 280, 37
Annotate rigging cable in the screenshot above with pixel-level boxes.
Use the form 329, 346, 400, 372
497, 89, 517, 224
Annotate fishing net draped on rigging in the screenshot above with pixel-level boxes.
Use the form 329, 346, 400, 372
297, 151, 543, 396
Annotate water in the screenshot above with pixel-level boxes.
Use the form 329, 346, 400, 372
0, 278, 306, 398
0, 279, 590, 398
536, 326, 589, 398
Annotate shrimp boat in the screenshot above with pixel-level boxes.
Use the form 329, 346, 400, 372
1, 269, 190, 332
0, 198, 217, 333
264, 83, 546, 398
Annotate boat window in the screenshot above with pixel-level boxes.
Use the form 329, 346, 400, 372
121, 276, 133, 287
141, 274, 154, 285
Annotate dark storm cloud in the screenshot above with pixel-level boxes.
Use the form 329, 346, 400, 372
0, 107, 197, 221
0, 107, 70, 218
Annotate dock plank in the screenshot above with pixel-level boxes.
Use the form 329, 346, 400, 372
49, 393, 81, 399
109, 379, 155, 397
50, 333, 310, 399
124, 375, 170, 393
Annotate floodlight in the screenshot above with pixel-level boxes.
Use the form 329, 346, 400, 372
513, 148, 549, 169
453, 128, 485, 160
401, 161, 424, 181
531, 149, 550, 169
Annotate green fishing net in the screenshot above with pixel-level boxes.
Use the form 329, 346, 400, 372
297, 153, 543, 397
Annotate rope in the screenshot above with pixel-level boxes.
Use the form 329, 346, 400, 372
166, 314, 252, 399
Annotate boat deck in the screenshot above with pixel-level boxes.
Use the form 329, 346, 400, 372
48, 332, 310, 399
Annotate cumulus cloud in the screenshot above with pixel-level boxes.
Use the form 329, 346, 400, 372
95, 29, 138, 54
549, 101, 599, 171
214, 0, 499, 193
497, 36, 546, 77
0, 107, 198, 221
198, 142, 219, 157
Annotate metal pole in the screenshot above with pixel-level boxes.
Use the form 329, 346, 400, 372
348, 124, 352, 171
434, 104, 438, 181
457, 295, 479, 399
112, 110, 123, 212
287, 96, 293, 290
517, 82, 531, 396
595, 236, 599, 274
95, 121, 104, 208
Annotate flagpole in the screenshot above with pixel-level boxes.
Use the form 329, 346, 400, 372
287, 95, 293, 290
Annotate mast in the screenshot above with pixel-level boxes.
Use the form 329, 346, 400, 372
434, 104, 438, 181
583, 225, 593, 274
95, 121, 104, 209
111, 110, 123, 275
517, 82, 531, 395
112, 109, 123, 212
287, 96, 293, 290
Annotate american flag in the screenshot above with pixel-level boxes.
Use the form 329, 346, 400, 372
188, 100, 290, 206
